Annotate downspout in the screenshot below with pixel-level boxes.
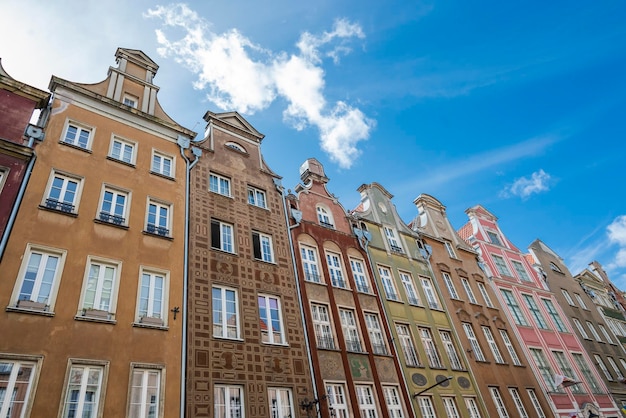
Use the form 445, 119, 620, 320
274, 179, 320, 415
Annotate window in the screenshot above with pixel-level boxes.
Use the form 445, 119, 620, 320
61, 362, 105, 418
247, 186, 267, 208
383, 386, 404, 418
253, 231, 274, 263
151, 151, 173, 177
268, 387, 294, 418
350, 258, 370, 293
365, 313, 387, 355
489, 387, 510, 418
542, 298, 567, 332
109, 137, 136, 164
340, 309, 362, 352
356, 385, 378, 418
549, 262, 562, 273
573, 318, 589, 339
209, 173, 231, 196
146, 199, 171, 237
317, 206, 334, 228
463, 323, 486, 361
511, 260, 531, 282
80, 259, 119, 319
211, 220, 234, 253
259, 295, 285, 344
416, 396, 436, 418
500, 289, 527, 326
572, 353, 602, 393
444, 241, 456, 258
123, 94, 138, 108
99, 186, 129, 225
526, 389, 546, 418
522, 294, 548, 329
421, 277, 441, 310
44, 171, 81, 213
442, 397, 460, 418
440, 330, 464, 370
0, 357, 38, 418
562, 289, 575, 306
442, 272, 460, 300
499, 329, 522, 366
312, 304, 335, 349
530, 348, 556, 391
508, 388, 528, 418
214, 385, 243, 418
301, 246, 321, 283
599, 324, 615, 344
213, 286, 240, 339
12, 245, 66, 311
419, 327, 443, 368
378, 266, 399, 301
492, 255, 511, 276
384, 227, 403, 253
0, 168, 6, 194
465, 397, 483, 418
62, 122, 92, 150
326, 252, 346, 288
225, 142, 246, 153
586, 321, 602, 342
487, 230, 502, 246
461, 278, 478, 304
477, 282, 494, 308
482, 326, 504, 363
574, 293, 588, 309
396, 324, 420, 366
608, 357, 625, 380
326, 383, 349, 418
137, 270, 167, 326
400, 272, 420, 305
128, 366, 162, 418
553, 351, 583, 394
595, 354, 613, 381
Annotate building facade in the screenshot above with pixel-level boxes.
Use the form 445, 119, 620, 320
414, 194, 552, 417
0, 48, 195, 417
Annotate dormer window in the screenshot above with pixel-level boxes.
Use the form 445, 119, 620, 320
317, 206, 334, 229
122, 94, 138, 108
486, 230, 502, 246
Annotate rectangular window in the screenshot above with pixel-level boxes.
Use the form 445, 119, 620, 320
421, 277, 441, 310
440, 330, 464, 370
213, 286, 240, 339
542, 298, 567, 332
419, 327, 443, 368
465, 397, 482, 418
530, 348, 556, 391
444, 241, 456, 258
416, 396, 436, 418
477, 282, 494, 308
463, 323, 486, 362
312, 303, 335, 350
489, 387, 510, 418
209, 173, 231, 196
62, 122, 92, 150
400, 272, 420, 306
151, 151, 173, 178
492, 255, 512, 277
500, 289, 528, 326
461, 278, 478, 304
268, 387, 293, 418
552, 351, 583, 394
487, 230, 502, 246
499, 329, 522, 366
442, 272, 460, 300
247, 186, 267, 208
326, 252, 346, 288
378, 266, 399, 301
80, 259, 119, 319
526, 389, 546, 418
146, 199, 171, 237
384, 227, 403, 253
607, 357, 624, 380
253, 231, 274, 263
396, 324, 420, 366
301, 245, 321, 283
599, 324, 615, 344
586, 321, 602, 342
383, 386, 404, 418
574, 293, 588, 309
214, 385, 243, 418
522, 294, 548, 329
442, 397, 460, 418
365, 313, 387, 355
44, 171, 81, 213
595, 354, 613, 381
340, 309, 362, 352
562, 289, 575, 306
511, 260, 531, 282
259, 295, 285, 344
573, 318, 589, 339
0, 168, 6, 194
123, 94, 138, 108
508, 388, 528, 418
61, 362, 106, 418
137, 270, 167, 326
12, 245, 66, 311
482, 326, 504, 363
128, 366, 162, 418
350, 258, 370, 293
99, 186, 129, 225
0, 357, 39, 418
572, 353, 602, 393
109, 137, 136, 164
211, 219, 234, 253
325, 383, 349, 418
356, 385, 378, 418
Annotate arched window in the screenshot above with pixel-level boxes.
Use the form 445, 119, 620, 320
225, 142, 246, 153
316, 206, 334, 229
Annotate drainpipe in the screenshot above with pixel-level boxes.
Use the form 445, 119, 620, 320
178, 135, 202, 418
274, 179, 320, 415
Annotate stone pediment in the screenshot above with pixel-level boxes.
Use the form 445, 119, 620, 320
204, 111, 264, 141
116, 48, 158, 70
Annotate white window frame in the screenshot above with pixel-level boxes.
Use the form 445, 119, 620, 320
350, 258, 370, 293
573, 318, 589, 339
136, 268, 169, 326
325, 382, 349, 418
463, 323, 486, 362
340, 309, 362, 353
211, 219, 235, 253
59, 359, 108, 418
419, 327, 443, 368
78, 257, 120, 319
442, 397, 460, 418
399, 271, 420, 306
301, 245, 321, 283
396, 324, 420, 366
384, 226, 403, 253
442, 272, 460, 300
416, 396, 436, 418
489, 387, 510, 418
258, 294, 286, 345
311, 303, 335, 350
326, 252, 346, 288
511, 260, 531, 282
128, 364, 164, 418
108, 136, 136, 165
383, 386, 405, 418
0, 354, 42, 418
268, 387, 294, 418
526, 389, 546, 418
477, 282, 494, 308
487, 230, 502, 246
122, 93, 139, 108
146, 198, 172, 237
599, 324, 615, 344
365, 313, 387, 355
98, 185, 130, 226
574, 293, 589, 309
508, 388, 528, 418
461, 278, 478, 304
421, 277, 441, 310
0, 167, 7, 194
247, 186, 267, 209
378, 266, 399, 301
586, 321, 602, 342
500, 289, 528, 326
552, 350, 584, 394
356, 385, 378, 418
440, 330, 464, 370
562, 289, 575, 306
499, 329, 522, 366
252, 231, 274, 263
444, 241, 456, 258
595, 354, 613, 381
316, 205, 334, 228
492, 254, 512, 276
212, 285, 240, 339
572, 353, 602, 393
214, 385, 244, 418
151, 150, 174, 178
11, 244, 67, 311
61, 120, 93, 150
482, 326, 504, 363
209, 173, 231, 196
522, 294, 548, 329
465, 397, 482, 418
43, 170, 83, 214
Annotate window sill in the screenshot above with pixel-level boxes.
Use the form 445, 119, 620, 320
211, 247, 237, 256
253, 258, 276, 265
6, 306, 55, 317
143, 230, 173, 240
213, 336, 244, 342
39, 204, 78, 217
248, 203, 269, 211
132, 321, 169, 331
59, 141, 92, 153
261, 342, 289, 347
94, 219, 129, 229
75, 314, 116, 324
150, 170, 176, 181
209, 191, 234, 199
106, 156, 136, 168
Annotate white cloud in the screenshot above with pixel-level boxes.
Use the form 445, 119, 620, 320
146, 4, 373, 168
607, 216, 626, 268
502, 169, 552, 199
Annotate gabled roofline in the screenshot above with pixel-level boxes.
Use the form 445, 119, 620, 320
0, 58, 50, 108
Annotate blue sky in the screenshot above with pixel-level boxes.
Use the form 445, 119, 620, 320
3, 1, 626, 287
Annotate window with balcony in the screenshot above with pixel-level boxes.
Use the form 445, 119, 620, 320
378, 266, 399, 301
365, 313, 387, 355
146, 199, 171, 237
400, 272, 420, 306
98, 186, 129, 226
312, 303, 335, 350
396, 324, 420, 366
340, 309, 362, 352
421, 277, 441, 310
350, 258, 370, 293
326, 252, 346, 288
419, 327, 443, 368
44, 171, 82, 214
301, 245, 321, 283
